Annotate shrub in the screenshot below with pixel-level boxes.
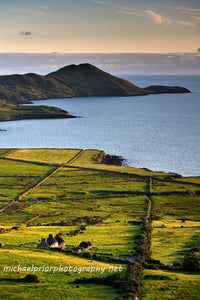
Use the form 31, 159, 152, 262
183, 252, 200, 271
22, 274, 40, 283
0, 228, 5, 234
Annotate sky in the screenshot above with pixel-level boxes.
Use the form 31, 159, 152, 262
0, 52, 200, 75
1, 0, 200, 53
0, 0, 200, 74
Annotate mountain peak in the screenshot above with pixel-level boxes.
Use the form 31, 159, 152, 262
49, 63, 101, 75
0, 63, 149, 103
47, 63, 147, 97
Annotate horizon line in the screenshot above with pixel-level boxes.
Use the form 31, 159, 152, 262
0, 51, 199, 55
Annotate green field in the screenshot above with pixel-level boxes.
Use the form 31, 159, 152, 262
141, 269, 200, 300
151, 220, 200, 264
69, 149, 176, 178
0, 159, 53, 209
5, 149, 82, 164
152, 178, 200, 194
0, 149, 200, 299
0, 247, 122, 300
151, 194, 200, 221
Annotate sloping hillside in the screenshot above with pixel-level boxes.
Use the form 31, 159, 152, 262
0, 64, 149, 104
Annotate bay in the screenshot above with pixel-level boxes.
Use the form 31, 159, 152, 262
0, 75, 200, 177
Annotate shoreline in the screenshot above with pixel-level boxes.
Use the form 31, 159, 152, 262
0, 148, 199, 177
0, 103, 76, 122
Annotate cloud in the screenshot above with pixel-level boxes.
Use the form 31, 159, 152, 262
90, 0, 114, 7
118, 7, 196, 26
18, 31, 32, 36
117, 8, 169, 24
92, 1, 198, 27
91, 1, 196, 26
0, 53, 200, 75
92, 0, 108, 4
181, 8, 200, 21
39, 6, 49, 10
173, 7, 200, 22
144, 9, 169, 24
174, 20, 194, 26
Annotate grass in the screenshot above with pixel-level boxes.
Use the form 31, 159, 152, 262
30, 167, 149, 195
0, 148, 200, 299
0, 177, 42, 202
152, 179, 200, 194
0, 100, 73, 121
151, 194, 200, 221
0, 149, 13, 156
0, 284, 119, 300
69, 149, 174, 178
151, 220, 200, 264
0, 226, 79, 246
174, 176, 200, 185
0, 248, 125, 280
0, 194, 147, 226
0, 159, 53, 176
0, 247, 123, 299
66, 222, 140, 256
0, 159, 53, 208
7, 167, 147, 226
141, 269, 200, 300
5, 149, 81, 165
0, 223, 139, 257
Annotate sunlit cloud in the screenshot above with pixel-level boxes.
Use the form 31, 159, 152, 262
91, 1, 199, 26
118, 7, 196, 26
174, 20, 194, 26
144, 9, 169, 24
117, 8, 170, 24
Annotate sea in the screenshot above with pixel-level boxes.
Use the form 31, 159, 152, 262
0, 75, 200, 177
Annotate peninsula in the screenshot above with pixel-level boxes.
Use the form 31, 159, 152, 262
0, 63, 150, 104
0, 63, 190, 122
0, 100, 75, 122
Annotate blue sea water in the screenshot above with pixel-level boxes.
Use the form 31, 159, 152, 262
0, 75, 200, 177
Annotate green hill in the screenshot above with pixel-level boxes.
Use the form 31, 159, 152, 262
47, 63, 148, 97
0, 63, 149, 104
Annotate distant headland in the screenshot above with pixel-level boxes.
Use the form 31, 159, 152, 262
0, 63, 190, 104
0, 63, 190, 122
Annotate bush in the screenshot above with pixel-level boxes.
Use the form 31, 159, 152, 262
22, 274, 40, 283
73, 273, 126, 290
0, 228, 5, 234
183, 252, 200, 271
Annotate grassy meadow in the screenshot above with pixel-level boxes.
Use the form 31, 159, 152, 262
151, 220, 200, 264
0, 100, 73, 122
0, 149, 200, 299
141, 269, 200, 300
